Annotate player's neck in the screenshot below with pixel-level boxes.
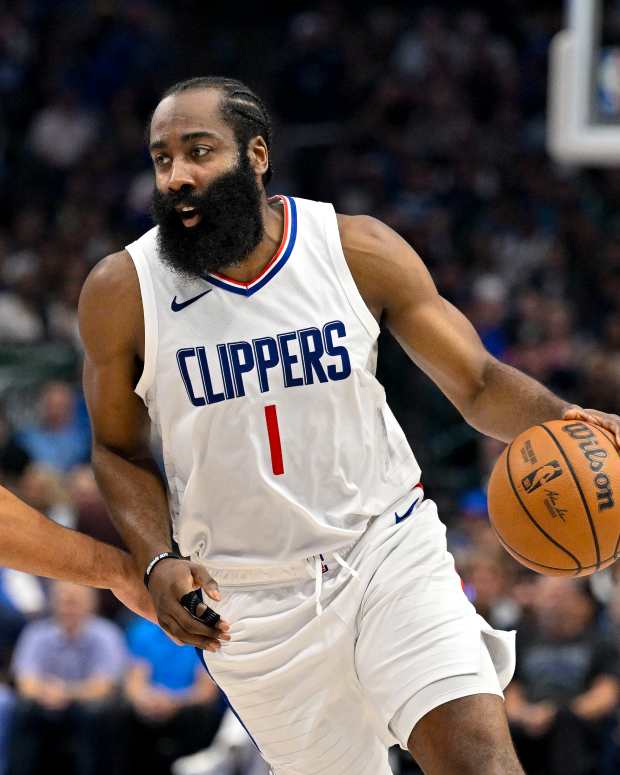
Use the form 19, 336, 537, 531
216, 196, 284, 283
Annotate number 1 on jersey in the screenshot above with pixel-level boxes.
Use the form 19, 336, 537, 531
264, 404, 284, 475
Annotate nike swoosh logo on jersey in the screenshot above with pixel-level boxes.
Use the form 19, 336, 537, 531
394, 487, 423, 523
394, 500, 417, 524
171, 289, 212, 311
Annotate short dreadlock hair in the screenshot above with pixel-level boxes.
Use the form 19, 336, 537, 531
157, 76, 273, 185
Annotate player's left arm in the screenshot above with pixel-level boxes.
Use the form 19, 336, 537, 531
340, 214, 620, 445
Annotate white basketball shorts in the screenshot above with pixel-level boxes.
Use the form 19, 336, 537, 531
198, 491, 516, 775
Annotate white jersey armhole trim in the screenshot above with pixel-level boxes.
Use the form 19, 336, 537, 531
322, 203, 381, 339
126, 243, 158, 401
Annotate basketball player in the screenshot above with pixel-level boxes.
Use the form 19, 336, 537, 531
78, 77, 620, 775
0, 482, 157, 620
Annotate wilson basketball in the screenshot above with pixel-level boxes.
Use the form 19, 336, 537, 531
487, 420, 620, 577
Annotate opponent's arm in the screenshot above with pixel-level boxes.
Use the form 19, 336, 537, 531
78, 251, 228, 650
340, 215, 620, 443
0, 484, 155, 620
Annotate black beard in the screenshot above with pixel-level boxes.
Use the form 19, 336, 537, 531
150, 154, 264, 280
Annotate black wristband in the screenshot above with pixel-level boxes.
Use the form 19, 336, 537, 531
143, 551, 183, 588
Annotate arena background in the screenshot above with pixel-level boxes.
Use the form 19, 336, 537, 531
1, 2, 620, 774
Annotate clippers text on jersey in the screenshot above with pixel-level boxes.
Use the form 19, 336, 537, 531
176, 320, 352, 405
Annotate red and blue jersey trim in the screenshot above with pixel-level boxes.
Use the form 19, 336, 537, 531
205, 195, 297, 297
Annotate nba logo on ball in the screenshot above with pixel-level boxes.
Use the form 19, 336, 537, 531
521, 460, 563, 494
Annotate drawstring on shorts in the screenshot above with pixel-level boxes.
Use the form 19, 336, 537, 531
314, 556, 323, 616
312, 550, 360, 617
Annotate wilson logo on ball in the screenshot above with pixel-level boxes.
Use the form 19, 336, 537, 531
561, 422, 615, 511
521, 460, 563, 493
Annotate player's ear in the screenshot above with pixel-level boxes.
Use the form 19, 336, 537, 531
248, 136, 269, 180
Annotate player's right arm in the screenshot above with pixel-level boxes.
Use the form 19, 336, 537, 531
78, 251, 229, 650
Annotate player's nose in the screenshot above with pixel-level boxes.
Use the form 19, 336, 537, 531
167, 159, 196, 192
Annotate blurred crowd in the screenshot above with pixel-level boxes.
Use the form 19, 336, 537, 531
1, 1, 620, 773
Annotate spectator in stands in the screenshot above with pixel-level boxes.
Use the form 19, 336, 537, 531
0, 268, 46, 344
121, 617, 225, 775
0, 568, 46, 673
0, 408, 30, 486
68, 465, 121, 548
0, 570, 45, 775
16, 382, 90, 473
28, 90, 98, 171
7, 581, 126, 775
0, 685, 14, 775
462, 550, 521, 631
68, 465, 125, 620
466, 273, 509, 358
17, 463, 74, 528
506, 577, 620, 775
1, 208, 45, 289
597, 581, 620, 774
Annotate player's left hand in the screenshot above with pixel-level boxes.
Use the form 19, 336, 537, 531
563, 406, 620, 449
110, 550, 158, 623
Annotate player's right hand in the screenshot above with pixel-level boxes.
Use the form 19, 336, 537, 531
147, 558, 230, 651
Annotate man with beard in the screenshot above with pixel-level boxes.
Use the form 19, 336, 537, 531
78, 76, 620, 775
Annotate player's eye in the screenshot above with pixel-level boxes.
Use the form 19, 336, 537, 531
192, 146, 212, 159
152, 154, 170, 167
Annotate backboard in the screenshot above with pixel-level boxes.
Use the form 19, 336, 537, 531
548, 0, 620, 164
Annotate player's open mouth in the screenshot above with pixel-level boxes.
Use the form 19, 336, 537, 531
177, 205, 202, 228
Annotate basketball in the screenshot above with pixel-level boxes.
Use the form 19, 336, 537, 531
487, 420, 620, 577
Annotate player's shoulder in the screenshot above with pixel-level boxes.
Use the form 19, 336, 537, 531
336, 213, 424, 269
78, 249, 143, 355
335, 213, 428, 308
335, 213, 392, 255
81, 249, 140, 302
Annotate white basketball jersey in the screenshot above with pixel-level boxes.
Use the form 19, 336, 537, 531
126, 195, 421, 566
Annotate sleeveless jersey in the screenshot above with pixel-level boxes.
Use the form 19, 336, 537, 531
126, 195, 421, 566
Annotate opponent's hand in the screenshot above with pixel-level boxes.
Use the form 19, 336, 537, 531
563, 406, 620, 448
110, 551, 158, 623
147, 558, 230, 651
